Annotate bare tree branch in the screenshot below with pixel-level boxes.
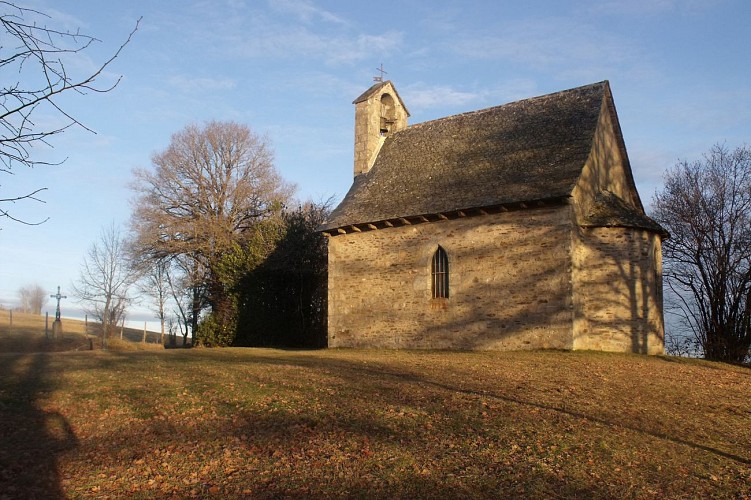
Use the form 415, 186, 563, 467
16, 283, 47, 314
0, 1, 140, 225
72, 223, 138, 346
652, 144, 751, 363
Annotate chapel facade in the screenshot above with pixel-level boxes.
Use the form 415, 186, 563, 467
320, 80, 667, 354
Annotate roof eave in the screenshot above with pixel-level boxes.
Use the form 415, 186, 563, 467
319, 196, 571, 235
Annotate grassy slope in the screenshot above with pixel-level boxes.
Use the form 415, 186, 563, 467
0, 309, 164, 352
0, 348, 748, 498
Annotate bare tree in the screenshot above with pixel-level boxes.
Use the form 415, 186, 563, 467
17, 283, 46, 314
134, 258, 170, 344
29, 283, 46, 314
17, 286, 30, 313
652, 144, 751, 363
164, 257, 201, 346
130, 121, 294, 338
0, 2, 139, 225
72, 223, 137, 346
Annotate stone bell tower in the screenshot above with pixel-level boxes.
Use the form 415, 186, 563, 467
352, 80, 409, 177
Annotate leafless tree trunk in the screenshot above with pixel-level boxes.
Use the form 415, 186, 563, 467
72, 223, 137, 347
0, 2, 139, 225
134, 258, 170, 344
167, 316, 178, 347
164, 258, 198, 346
652, 144, 751, 363
17, 286, 30, 313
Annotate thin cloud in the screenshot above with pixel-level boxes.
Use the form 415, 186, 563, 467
590, 0, 721, 16
264, 71, 363, 100
177, 1, 401, 67
327, 32, 403, 65
451, 17, 644, 74
402, 84, 481, 111
15, 1, 89, 31
269, 0, 348, 25
402, 79, 541, 115
664, 89, 751, 131
167, 75, 237, 93
227, 24, 402, 66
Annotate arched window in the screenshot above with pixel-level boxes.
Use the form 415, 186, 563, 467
432, 246, 449, 299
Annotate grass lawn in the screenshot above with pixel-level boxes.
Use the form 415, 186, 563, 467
0, 348, 748, 498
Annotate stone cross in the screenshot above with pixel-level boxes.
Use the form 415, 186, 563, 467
50, 286, 67, 321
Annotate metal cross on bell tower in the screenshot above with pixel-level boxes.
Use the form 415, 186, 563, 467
373, 63, 388, 82
50, 286, 67, 321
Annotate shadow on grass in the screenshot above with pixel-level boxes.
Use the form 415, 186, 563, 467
3, 349, 746, 497
348, 356, 751, 465
216, 353, 751, 466
66, 349, 750, 469
0, 353, 77, 498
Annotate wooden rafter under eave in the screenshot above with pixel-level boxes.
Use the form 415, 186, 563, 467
321, 197, 570, 236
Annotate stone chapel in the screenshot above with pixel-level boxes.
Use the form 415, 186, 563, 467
320, 80, 667, 354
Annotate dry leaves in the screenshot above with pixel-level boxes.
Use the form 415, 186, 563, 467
0, 348, 749, 498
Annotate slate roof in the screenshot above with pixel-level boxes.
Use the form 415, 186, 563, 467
580, 191, 667, 236
321, 81, 661, 234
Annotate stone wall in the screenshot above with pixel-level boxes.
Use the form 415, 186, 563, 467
572, 226, 664, 354
327, 206, 575, 350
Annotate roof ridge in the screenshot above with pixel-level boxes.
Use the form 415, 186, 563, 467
405, 81, 609, 132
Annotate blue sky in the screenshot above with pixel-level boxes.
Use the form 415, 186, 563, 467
1, 0, 749, 325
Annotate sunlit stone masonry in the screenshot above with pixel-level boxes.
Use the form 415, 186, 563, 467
320, 80, 667, 354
